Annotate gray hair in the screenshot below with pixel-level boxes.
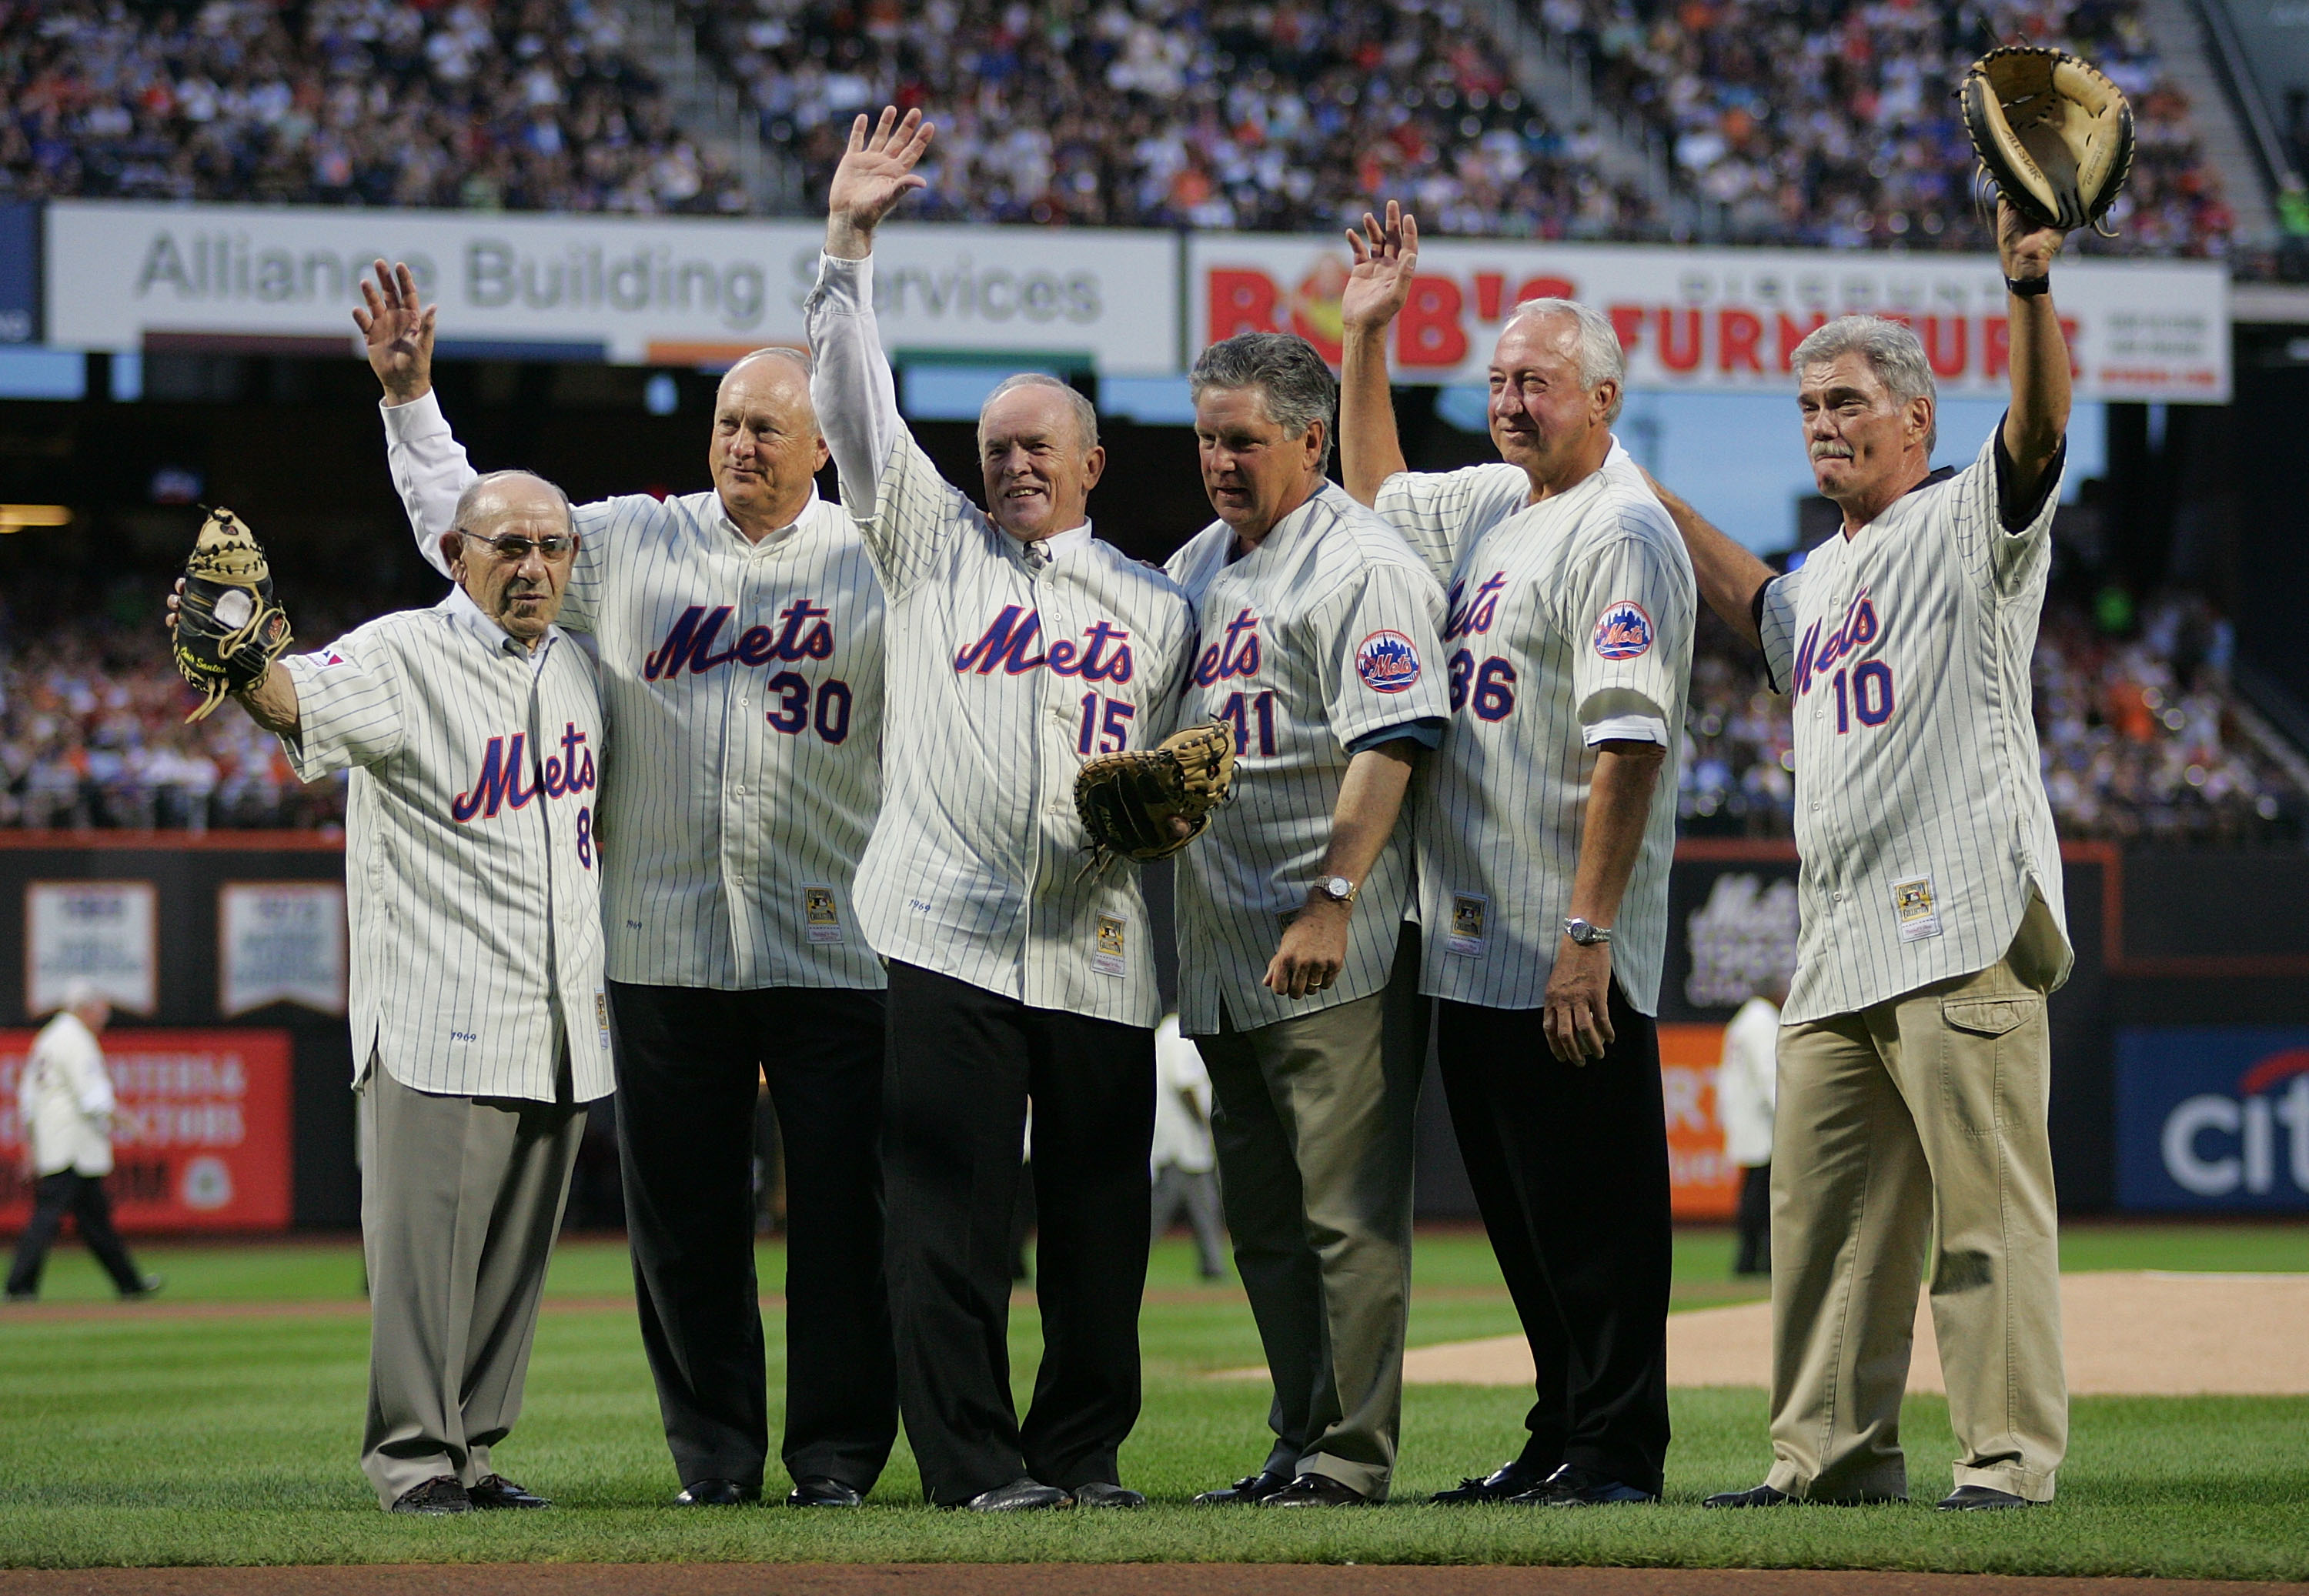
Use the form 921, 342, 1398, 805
453, 469, 574, 537
1789, 315, 1938, 451
979, 372, 1100, 454
1188, 332, 1338, 470
1504, 298, 1626, 422
723, 344, 814, 380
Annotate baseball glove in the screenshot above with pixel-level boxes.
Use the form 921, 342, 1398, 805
1074, 717, 1236, 866
1960, 45, 2134, 233
172, 507, 293, 723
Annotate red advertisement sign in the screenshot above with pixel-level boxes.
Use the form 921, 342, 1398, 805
0, 1028, 292, 1233
1659, 1023, 1740, 1221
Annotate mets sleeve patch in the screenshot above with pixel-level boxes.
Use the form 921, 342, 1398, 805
1592, 600, 1654, 661
1355, 629, 1422, 693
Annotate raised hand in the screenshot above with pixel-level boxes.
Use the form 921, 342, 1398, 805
1995, 196, 2063, 287
353, 259, 436, 405
826, 107, 936, 259
1342, 202, 1421, 336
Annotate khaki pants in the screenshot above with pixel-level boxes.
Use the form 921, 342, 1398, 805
1766, 898, 2067, 1504
1195, 929, 1426, 1501
359, 1062, 586, 1509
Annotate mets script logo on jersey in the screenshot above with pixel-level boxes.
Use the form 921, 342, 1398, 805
1355, 630, 1422, 693
451, 723, 596, 823
954, 606, 1134, 682
1192, 608, 1261, 686
643, 601, 835, 682
1592, 600, 1654, 661
1445, 573, 1507, 641
1791, 588, 1881, 696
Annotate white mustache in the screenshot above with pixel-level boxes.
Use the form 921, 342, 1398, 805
1810, 442, 1853, 460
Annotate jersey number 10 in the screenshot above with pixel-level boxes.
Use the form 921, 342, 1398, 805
1827, 660, 1895, 733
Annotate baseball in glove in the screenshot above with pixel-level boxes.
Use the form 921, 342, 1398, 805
172, 507, 293, 723
1074, 717, 1237, 866
1960, 45, 2134, 234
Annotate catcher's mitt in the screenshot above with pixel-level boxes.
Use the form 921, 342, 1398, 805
1074, 717, 1236, 866
1960, 45, 2134, 234
172, 507, 292, 723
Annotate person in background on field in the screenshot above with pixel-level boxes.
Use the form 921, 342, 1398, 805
1717, 972, 1787, 1277
1150, 1012, 1225, 1281
6, 981, 162, 1304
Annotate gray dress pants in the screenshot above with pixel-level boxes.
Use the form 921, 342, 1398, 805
359, 1061, 587, 1508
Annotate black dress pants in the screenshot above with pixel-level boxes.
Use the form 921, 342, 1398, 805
882, 961, 1154, 1504
1734, 1161, 1773, 1276
611, 982, 896, 1496
1437, 983, 1673, 1495
6, 1170, 144, 1297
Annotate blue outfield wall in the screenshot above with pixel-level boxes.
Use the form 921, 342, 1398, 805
2117, 1028, 2309, 1212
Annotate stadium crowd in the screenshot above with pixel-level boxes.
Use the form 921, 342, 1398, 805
1547, 0, 2233, 255
0, 0, 745, 214
0, 0, 2234, 255
2, 580, 2294, 843
693, 0, 1656, 236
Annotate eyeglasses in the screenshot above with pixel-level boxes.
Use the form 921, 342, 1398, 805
458, 529, 575, 562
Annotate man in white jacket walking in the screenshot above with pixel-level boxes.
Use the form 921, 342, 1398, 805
7, 982, 160, 1303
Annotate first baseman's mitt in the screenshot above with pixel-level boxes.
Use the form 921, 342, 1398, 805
1074, 718, 1236, 866
1960, 45, 2134, 233
172, 507, 293, 723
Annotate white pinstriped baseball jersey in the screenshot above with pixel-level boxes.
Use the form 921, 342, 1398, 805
279, 587, 614, 1103
382, 394, 885, 992
1377, 443, 1693, 1015
807, 252, 1195, 1027
1163, 483, 1449, 1035
1759, 430, 2071, 1024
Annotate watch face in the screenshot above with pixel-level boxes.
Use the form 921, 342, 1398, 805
1324, 876, 1354, 901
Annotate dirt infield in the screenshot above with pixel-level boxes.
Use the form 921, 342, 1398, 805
1385, 1273, 2309, 1395
2, 1568, 2304, 1596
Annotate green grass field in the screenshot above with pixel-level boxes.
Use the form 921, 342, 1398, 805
1, 1224, 2304, 1577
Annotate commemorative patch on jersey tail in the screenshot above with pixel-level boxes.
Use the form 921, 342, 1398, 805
804, 885, 845, 945
1592, 600, 1655, 660
1446, 893, 1489, 957
1355, 630, 1422, 693
1093, 913, 1128, 977
595, 990, 613, 1053
1893, 874, 1943, 942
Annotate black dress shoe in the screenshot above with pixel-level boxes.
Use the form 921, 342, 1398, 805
1070, 1482, 1147, 1508
960, 1477, 1071, 1511
389, 1475, 472, 1514
1509, 1464, 1657, 1507
1192, 1468, 1293, 1506
673, 1478, 755, 1507
787, 1477, 864, 1508
119, 1274, 165, 1301
1432, 1459, 1551, 1504
1703, 1483, 1792, 1508
468, 1474, 550, 1510
1938, 1484, 2032, 1511
1260, 1472, 1368, 1507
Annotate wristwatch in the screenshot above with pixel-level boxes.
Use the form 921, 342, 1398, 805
1315, 876, 1360, 907
1562, 916, 1613, 947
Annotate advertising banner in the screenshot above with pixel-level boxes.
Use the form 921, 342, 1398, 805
25, 880, 157, 1017
2116, 1027, 2309, 1212
1659, 1023, 1740, 1220
45, 200, 1180, 372
1189, 233, 2229, 402
0, 1027, 294, 1232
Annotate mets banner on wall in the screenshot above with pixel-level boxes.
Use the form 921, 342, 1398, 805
2116, 1027, 2309, 1212
0, 1028, 292, 1232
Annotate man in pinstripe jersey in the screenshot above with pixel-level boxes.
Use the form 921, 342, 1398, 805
1164, 332, 1449, 1509
1341, 205, 1694, 1508
1651, 199, 2077, 1512
356, 264, 895, 1510
210, 472, 610, 1513
807, 108, 1197, 1512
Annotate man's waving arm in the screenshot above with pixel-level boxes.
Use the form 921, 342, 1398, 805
1639, 470, 1773, 650
1338, 202, 1419, 507
356, 259, 473, 579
